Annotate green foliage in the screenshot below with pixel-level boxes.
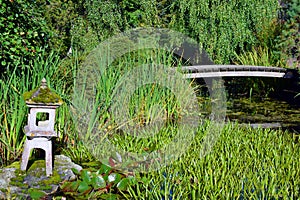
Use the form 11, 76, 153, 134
0, 77, 26, 165
29, 188, 47, 200
233, 0, 299, 68
71, 48, 190, 162
168, 0, 279, 64
0, 0, 49, 70
275, 0, 300, 67
61, 141, 95, 164
233, 46, 281, 67
0, 0, 283, 67
60, 165, 136, 199
1, 1, 299, 198
69, 0, 280, 64
72, 0, 163, 51
124, 122, 300, 199
35, 0, 79, 55
0, 0, 82, 72
0, 49, 75, 166
70, 0, 123, 52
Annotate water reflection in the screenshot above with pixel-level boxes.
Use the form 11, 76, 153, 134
195, 76, 300, 134
227, 97, 300, 129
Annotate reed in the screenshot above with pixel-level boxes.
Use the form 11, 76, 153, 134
123, 122, 300, 199
0, 49, 76, 165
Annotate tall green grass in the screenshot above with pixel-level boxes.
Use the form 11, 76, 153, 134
123, 122, 300, 199
233, 46, 282, 67
0, 47, 189, 165
0, 50, 76, 165
70, 48, 203, 170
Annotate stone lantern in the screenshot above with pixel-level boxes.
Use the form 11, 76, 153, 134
21, 78, 63, 176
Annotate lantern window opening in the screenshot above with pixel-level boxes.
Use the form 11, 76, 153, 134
35, 112, 50, 127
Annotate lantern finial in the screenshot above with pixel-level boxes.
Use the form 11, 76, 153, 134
41, 78, 47, 89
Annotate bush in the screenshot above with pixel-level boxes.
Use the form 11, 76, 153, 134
0, 0, 81, 74
70, 0, 280, 64
0, 0, 50, 72
35, 0, 79, 55
276, 0, 300, 67
168, 0, 280, 64
0, 0, 282, 68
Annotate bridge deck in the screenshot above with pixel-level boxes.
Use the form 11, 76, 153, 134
176, 65, 287, 78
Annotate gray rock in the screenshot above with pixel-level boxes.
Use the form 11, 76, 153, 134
0, 155, 82, 199
0, 168, 17, 189
54, 154, 82, 181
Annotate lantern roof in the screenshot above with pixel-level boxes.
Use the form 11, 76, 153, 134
23, 78, 63, 106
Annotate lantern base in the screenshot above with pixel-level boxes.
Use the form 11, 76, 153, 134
20, 137, 53, 176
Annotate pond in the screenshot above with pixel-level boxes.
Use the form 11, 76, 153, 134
227, 97, 300, 132
196, 77, 300, 134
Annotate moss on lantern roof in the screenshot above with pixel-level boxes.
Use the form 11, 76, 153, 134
23, 78, 63, 104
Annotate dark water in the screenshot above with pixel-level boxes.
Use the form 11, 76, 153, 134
228, 77, 300, 133
196, 77, 300, 134
227, 97, 300, 132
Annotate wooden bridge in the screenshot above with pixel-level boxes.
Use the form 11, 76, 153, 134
176, 65, 291, 78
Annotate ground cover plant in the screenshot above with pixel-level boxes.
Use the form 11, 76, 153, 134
122, 122, 300, 199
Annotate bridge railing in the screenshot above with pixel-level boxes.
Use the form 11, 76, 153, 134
179, 65, 287, 73
171, 65, 288, 78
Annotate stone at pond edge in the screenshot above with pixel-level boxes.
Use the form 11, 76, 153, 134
0, 155, 82, 199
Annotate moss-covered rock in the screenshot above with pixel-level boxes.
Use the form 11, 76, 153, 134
0, 155, 82, 199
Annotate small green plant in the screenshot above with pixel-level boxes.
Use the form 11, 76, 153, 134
61, 141, 95, 164
29, 188, 47, 200
60, 164, 137, 199
233, 46, 281, 67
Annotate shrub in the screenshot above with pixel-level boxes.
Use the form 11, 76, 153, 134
0, 0, 50, 72
168, 0, 280, 64
70, 0, 280, 64
35, 0, 78, 56
276, 0, 300, 68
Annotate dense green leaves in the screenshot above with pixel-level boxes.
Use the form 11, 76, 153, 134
0, 0, 49, 71
92, 175, 106, 190
77, 180, 92, 194
60, 166, 136, 199
117, 177, 130, 191
1, 0, 296, 68
29, 189, 47, 199
0, 0, 299, 199
275, 0, 300, 67
68, 0, 281, 64
124, 122, 300, 199
35, 0, 78, 54
168, 0, 279, 63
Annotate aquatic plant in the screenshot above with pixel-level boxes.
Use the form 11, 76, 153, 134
59, 163, 137, 199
